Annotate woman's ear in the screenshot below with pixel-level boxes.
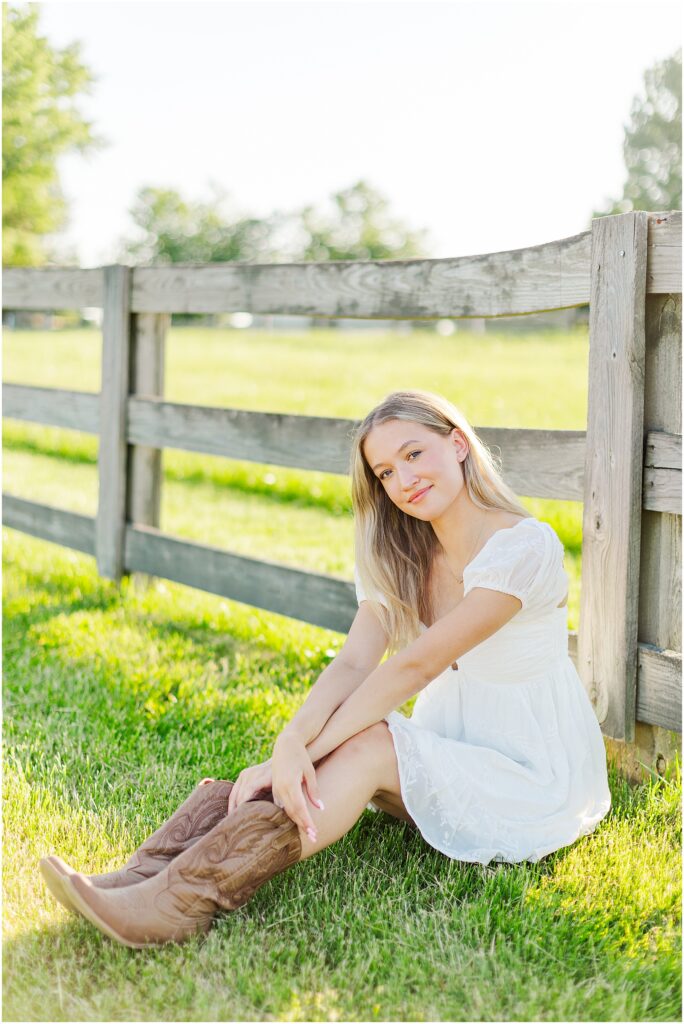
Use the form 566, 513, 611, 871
450, 427, 469, 462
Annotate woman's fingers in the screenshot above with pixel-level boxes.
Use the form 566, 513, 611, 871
233, 784, 256, 812
228, 764, 270, 813
278, 784, 317, 841
303, 766, 324, 810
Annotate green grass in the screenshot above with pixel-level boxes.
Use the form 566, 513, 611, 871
3, 531, 681, 1022
3, 325, 681, 1020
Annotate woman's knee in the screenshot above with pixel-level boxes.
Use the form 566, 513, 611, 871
338, 721, 391, 757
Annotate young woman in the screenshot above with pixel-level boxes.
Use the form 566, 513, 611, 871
40, 389, 611, 947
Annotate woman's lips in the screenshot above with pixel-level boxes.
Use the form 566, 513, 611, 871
408, 485, 432, 504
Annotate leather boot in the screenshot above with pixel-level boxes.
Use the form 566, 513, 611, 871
39, 778, 237, 914
61, 799, 302, 948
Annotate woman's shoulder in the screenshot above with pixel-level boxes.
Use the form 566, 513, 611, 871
487, 517, 566, 578
482, 512, 538, 544
472, 514, 561, 567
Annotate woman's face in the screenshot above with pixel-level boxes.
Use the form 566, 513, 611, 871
362, 419, 468, 520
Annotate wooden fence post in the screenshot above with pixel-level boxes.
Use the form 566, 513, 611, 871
629, 212, 681, 775
127, 311, 169, 593
578, 211, 650, 743
96, 265, 132, 582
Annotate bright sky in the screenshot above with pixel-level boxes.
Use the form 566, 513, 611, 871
35, 0, 681, 267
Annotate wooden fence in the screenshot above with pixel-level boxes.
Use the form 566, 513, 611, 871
3, 209, 682, 745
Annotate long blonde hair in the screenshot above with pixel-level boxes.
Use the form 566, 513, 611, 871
350, 389, 531, 655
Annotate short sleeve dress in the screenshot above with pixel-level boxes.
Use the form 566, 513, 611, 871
353, 517, 612, 865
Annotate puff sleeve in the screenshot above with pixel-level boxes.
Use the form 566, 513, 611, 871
462, 520, 567, 615
353, 563, 389, 609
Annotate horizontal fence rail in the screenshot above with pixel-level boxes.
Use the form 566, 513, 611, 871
2, 492, 680, 733
3, 213, 681, 317
3, 383, 681, 512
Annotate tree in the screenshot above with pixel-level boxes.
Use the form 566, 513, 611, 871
2, 2, 106, 265
594, 48, 681, 218
296, 179, 430, 261
117, 181, 278, 265
118, 178, 430, 266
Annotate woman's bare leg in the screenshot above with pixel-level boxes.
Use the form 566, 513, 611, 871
298, 721, 415, 862
370, 791, 416, 824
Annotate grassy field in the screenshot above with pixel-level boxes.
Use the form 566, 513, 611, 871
3, 325, 681, 1021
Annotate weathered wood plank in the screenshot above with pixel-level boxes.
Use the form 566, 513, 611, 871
642, 467, 682, 513
643, 288, 679, 684
2, 384, 99, 432
567, 631, 681, 732
128, 399, 588, 496
127, 313, 167, 527
3, 212, 677, 315
2, 267, 104, 311
96, 265, 131, 581
129, 231, 593, 317
578, 211, 650, 742
644, 427, 682, 469
126, 312, 169, 589
647, 211, 682, 294
124, 523, 360, 633
4, 383, 680, 510
642, 425, 682, 514
1, 494, 95, 554
126, 399, 356, 474
633, 644, 682, 731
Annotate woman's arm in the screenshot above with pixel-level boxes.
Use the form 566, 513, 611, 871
299, 586, 524, 763
278, 657, 370, 746
277, 600, 389, 746
298, 649, 419, 763
270, 587, 523, 838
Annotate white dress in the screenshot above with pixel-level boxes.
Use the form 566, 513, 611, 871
354, 517, 612, 865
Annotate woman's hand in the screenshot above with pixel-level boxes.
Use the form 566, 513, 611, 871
271, 733, 324, 843
227, 758, 274, 814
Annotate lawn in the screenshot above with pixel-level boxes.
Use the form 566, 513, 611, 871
2, 325, 681, 1021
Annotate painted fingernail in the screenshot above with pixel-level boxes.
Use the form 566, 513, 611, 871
307, 828, 317, 842
316, 799, 325, 810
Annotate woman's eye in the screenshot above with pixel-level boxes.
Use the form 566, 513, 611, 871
379, 450, 421, 481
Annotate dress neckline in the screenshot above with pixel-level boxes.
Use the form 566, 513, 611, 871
419, 516, 538, 629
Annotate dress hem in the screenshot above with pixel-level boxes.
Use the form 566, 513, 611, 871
383, 713, 612, 866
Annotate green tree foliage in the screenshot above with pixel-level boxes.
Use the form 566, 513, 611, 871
296, 179, 430, 260
117, 182, 278, 265
119, 178, 430, 266
594, 48, 681, 218
2, 2, 106, 265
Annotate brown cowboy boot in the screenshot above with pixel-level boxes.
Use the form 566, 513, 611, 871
39, 778, 239, 914
61, 799, 302, 948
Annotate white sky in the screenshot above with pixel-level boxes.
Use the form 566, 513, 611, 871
33, 0, 682, 267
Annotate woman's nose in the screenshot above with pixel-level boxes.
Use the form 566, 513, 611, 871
398, 466, 420, 488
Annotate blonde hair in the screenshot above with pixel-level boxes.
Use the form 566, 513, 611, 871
349, 389, 531, 655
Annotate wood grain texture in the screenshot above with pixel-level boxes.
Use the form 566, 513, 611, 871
127, 313, 167, 528
2, 384, 99, 432
2, 495, 95, 555
578, 212, 649, 741
2, 213, 679, 316
95, 265, 131, 580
